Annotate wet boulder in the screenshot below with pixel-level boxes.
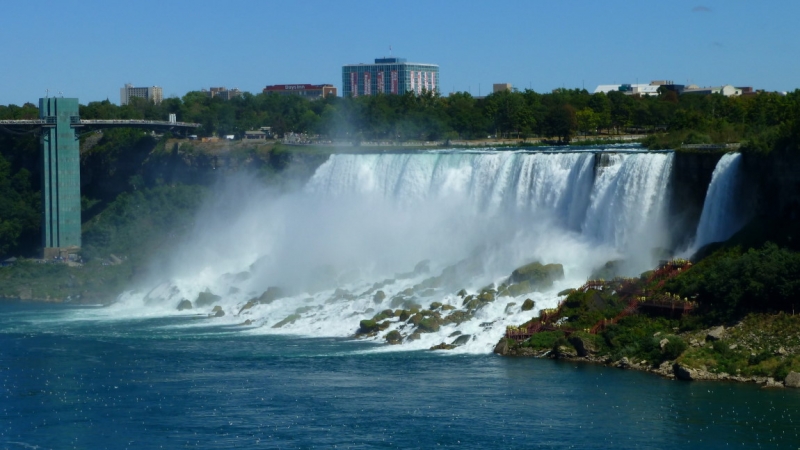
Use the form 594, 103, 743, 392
494, 339, 510, 355
508, 262, 565, 291
359, 319, 380, 334
414, 259, 431, 275
373, 290, 386, 304
478, 289, 496, 303
451, 334, 472, 346
385, 330, 403, 345
443, 310, 472, 325
272, 314, 300, 328
177, 299, 193, 311
430, 343, 456, 351
521, 299, 535, 312
195, 290, 222, 308
210, 306, 225, 318
417, 317, 441, 333
590, 260, 625, 280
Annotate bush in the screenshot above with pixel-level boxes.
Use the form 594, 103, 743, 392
522, 331, 564, 350
665, 243, 800, 321
662, 336, 688, 360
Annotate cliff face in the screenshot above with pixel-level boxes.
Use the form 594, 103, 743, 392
667, 151, 724, 250
743, 150, 800, 220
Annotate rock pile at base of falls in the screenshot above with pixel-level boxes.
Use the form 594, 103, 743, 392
351, 258, 561, 345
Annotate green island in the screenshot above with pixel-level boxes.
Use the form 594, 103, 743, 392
2, 87, 800, 388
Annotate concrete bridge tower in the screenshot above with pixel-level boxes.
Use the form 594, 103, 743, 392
39, 97, 81, 257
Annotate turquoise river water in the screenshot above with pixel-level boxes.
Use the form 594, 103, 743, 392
1, 301, 798, 449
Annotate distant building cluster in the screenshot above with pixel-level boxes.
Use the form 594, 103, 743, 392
121, 61, 770, 108
120, 84, 163, 105
203, 87, 243, 100
593, 80, 757, 97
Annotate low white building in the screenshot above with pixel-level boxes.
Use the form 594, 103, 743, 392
682, 84, 742, 97
593, 82, 662, 96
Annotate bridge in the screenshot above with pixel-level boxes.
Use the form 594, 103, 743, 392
0, 98, 200, 258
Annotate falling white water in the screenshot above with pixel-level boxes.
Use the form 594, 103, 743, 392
692, 153, 744, 251
106, 149, 678, 354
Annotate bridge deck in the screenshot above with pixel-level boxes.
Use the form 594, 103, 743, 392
0, 119, 199, 128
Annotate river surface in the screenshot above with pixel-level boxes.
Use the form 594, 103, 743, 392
2, 301, 798, 449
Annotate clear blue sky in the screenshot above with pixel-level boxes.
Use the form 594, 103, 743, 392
1, 0, 798, 106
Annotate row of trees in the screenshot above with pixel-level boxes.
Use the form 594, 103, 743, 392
3, 88, 799, 144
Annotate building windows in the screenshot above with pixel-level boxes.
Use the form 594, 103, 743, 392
342, 58, 439, 97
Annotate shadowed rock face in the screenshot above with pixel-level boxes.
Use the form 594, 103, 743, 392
667, 152, 724, 250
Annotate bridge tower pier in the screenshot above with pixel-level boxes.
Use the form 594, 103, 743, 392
39, 98, 81, 258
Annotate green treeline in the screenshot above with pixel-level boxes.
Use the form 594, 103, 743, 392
76, 88, 800, 145
3, 88, 800, 145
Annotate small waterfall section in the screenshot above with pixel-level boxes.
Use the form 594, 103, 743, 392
692, 153, 744, 250
112, 149, 677, 354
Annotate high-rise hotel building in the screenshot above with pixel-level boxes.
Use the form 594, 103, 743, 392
120, 84, 163, 105
342, 58, 439, 97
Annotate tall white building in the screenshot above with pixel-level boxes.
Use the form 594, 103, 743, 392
120, 84, 163, 105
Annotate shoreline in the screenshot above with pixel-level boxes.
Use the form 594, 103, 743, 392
495, 343, 789, 388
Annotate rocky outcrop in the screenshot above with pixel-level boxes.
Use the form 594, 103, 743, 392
784, 372, 800, 388
272, 314, 300, 328
554, 345, 578, 359
498, 262, 565, 297
568, 335, 597, 357
177, 299, 193, 311
494, 340, 510, 355
195, 290, 221, 308
706, 325, 725, 341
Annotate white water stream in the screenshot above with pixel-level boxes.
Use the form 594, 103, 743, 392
692, 152, 745, 251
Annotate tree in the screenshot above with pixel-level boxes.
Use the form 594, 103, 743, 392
575, 108, 599, 136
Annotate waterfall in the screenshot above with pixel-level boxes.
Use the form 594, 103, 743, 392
693, 153, 744, 250
111, 149, 679, 354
